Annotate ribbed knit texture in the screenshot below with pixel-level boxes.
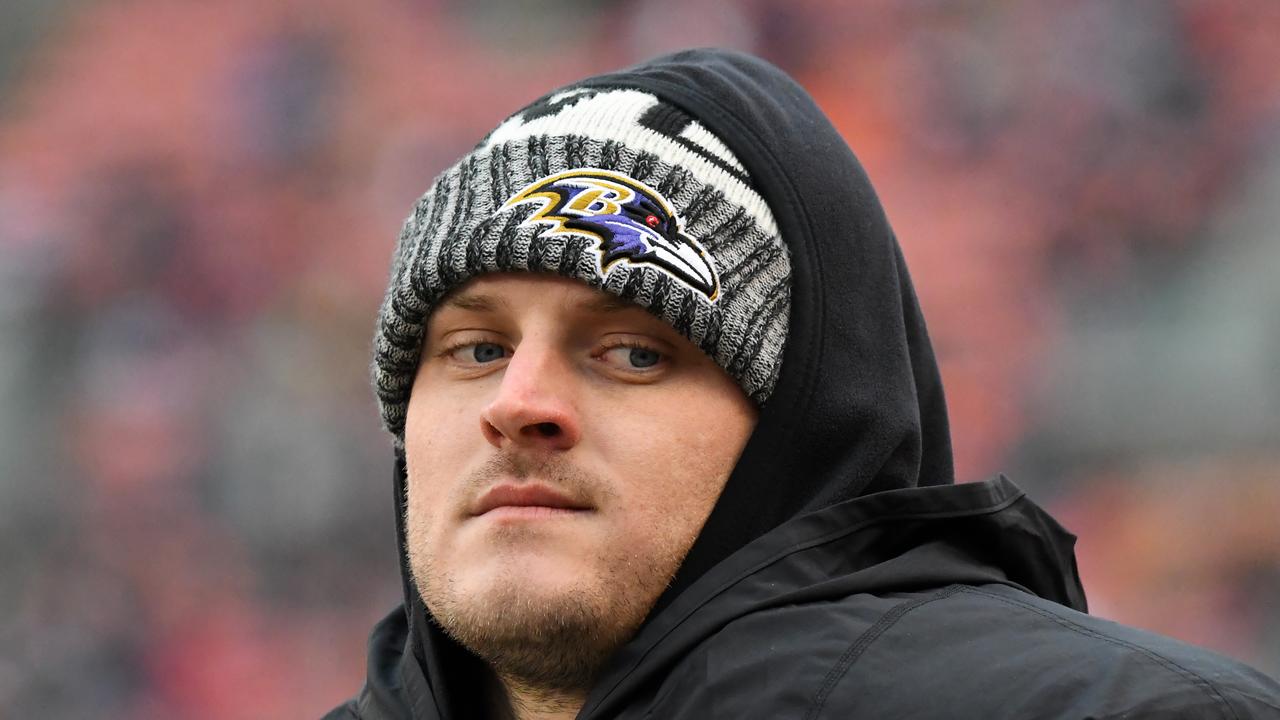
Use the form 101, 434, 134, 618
373, 88, 791, 445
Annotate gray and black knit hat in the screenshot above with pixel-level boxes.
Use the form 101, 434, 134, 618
373, 87, 792, 445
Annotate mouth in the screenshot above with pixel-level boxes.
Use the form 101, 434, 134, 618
470, 482, 593, 518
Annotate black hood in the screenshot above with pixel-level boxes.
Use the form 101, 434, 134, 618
358, 48, 1081, 720
576, 48, 956, 614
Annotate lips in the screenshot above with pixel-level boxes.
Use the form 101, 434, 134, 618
471, 483, 591, 516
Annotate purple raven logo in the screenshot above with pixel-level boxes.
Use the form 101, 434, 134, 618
501, 168, 720, 302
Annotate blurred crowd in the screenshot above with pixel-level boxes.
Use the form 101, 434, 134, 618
0, 1, 1276, 717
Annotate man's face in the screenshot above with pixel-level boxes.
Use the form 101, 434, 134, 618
403, 273, 757, 693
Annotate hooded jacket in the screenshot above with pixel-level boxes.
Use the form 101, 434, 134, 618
327, 49, 1280, 719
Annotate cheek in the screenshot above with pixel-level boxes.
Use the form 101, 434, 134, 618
404, 382, 481, 493
403, 391, 478, 558
404, 432, 452, 523
598, 389, 755, 550
662, 386, 754, 481
403, 442, 449, 549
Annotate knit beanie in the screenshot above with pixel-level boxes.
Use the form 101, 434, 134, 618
372, 86, 792, 446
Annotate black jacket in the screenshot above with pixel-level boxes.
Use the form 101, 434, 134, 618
328, 49, 1280, 719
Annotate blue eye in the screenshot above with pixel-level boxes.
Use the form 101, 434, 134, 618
471, 342, 506, 363
627, 347, 660, 368
599, 344, 665, 372
446, 341, 508, 365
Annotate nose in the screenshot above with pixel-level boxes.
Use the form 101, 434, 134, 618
480, 338, 582, 452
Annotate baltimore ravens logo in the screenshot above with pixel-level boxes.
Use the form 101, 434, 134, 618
501, 168, 720, 302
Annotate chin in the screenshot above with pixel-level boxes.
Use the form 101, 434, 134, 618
408, 527, 681, 689
421, 565, 630, 693
481, 561, 601, 612
420, 551, 600, 621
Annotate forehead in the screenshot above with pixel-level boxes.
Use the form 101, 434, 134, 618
432, 273, 650, 321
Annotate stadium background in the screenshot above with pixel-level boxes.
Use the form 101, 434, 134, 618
0, 1, 1277, 717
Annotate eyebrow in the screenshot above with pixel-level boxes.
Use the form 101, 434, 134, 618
441, 290, 640, 315
441, 293, 509, 313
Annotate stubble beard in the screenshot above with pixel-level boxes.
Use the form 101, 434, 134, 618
406, 454, 691, 696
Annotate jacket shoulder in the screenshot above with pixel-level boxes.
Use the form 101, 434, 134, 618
835, 583, 1280, 719
321, 699, 360, 719
644, 584, 1280, 719
639, 588, 910, 718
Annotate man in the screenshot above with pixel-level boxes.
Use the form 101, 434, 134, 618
328, 49, 1280, 718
